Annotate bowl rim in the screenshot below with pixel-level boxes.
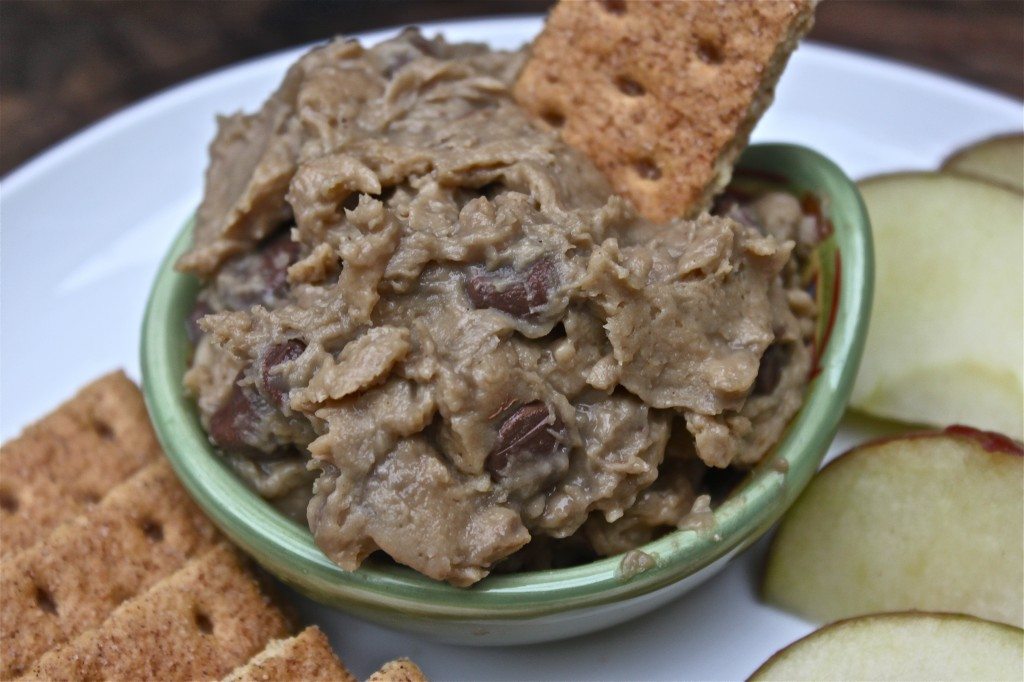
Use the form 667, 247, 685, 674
141, 142, 873, 619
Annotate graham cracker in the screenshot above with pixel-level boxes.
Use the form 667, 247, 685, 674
368, 658, 430, 682
24, 544, 291, 681
221, 626, 356, 682
514, 0, 816, 221
0, 371, 161, 559
0, 459, 221, 678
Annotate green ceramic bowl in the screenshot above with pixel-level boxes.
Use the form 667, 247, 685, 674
141, 143, 872, 645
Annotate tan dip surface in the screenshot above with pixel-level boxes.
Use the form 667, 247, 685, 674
180, 30, 817, 586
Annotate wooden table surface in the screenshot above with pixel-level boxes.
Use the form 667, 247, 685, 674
2, 0, 1021, 175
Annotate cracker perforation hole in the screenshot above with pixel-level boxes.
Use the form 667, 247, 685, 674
140, 518, 164, 543
193, 607, 214, 635
0, 489, 18, 513
77, 490, 101, 506
93, 419, 115, 441
634, 158, 662, 181
34, 585, 58, 615
541, 109, 565, 128
614, 76, 645, 97
601, 0, 626, 15
109, 585, 132, 607
697, 38, 724, 65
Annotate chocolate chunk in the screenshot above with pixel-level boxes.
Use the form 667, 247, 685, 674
801, 191, 834, 240
711, 191, 741, 216
208, 374, 290, 460
466, 258, 557, 318
753, 343, 792, 396
216, 228, 302, 311
259, 231, 301, 299
404, 28, 443, 57
185, 300, 212, 345
711, 193, 761, 231
728, 205, 761, 230
486, 401, 565, 474
383, 55, 414, 78
208, 376, 261, 455
259, 340, 306, 408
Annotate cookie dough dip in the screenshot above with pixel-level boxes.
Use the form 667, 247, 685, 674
179, 30, 818, 586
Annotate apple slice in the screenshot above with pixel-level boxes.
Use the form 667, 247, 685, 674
762, 427, 1023, 627
942, 133, 1024, 192
750, 613, 1024, 681
852, 172, 1023, 438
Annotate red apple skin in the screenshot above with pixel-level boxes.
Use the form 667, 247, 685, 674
942, 425, 1023, 456
835, 424, 1022, 460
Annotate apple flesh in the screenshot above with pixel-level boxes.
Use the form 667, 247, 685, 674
762, 427, 1023, 627
852, 172, 1023, 438
942, 133, 1024, 192
749, 612, 1024, 681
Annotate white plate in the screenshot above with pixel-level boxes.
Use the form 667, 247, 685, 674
1, 15, 1020, 681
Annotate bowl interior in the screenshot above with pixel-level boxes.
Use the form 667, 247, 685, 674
141, 143, 872, 618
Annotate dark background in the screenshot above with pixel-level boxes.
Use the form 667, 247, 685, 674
2, 0, 1022, 175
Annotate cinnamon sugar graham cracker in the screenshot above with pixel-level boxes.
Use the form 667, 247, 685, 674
514, 0, 816, 221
